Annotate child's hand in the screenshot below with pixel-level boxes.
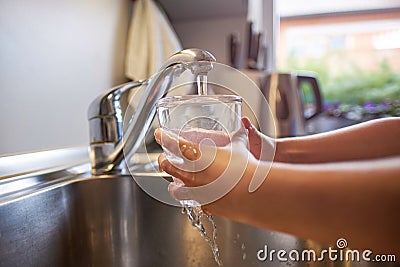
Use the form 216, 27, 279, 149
154, 123, 253, 206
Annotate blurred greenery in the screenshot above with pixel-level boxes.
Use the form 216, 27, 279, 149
283, 54, 400, 105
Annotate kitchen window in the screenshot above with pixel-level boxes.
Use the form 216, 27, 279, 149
277, 0, 400, 121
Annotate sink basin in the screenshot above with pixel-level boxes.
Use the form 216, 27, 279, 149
0, 149, 394, 266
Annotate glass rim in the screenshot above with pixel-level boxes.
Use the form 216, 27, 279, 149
156, 94, 242, 108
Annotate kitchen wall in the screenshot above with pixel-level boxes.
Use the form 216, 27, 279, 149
158, 0, 248, 66
163, 0, 277, 71
173, 16, 248, 67
0, 0, 131, 155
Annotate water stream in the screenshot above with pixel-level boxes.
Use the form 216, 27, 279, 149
179, 74, 223, 266
181, 204, 222, 266
196, 74, 208, 96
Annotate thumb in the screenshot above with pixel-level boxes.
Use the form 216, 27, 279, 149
231, 120, 249, 147
242, 116, 261, 140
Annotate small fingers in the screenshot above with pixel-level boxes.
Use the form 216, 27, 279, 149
154, 128, 181, 157
155, 128, 201, 161
168, 180, 203, 203
241, 116, 253, 130
180, 143, 201, 161
241, 117, 258, 137
241, 117, 262, 159
158, 153, 197, 186
157, 153, 166, 172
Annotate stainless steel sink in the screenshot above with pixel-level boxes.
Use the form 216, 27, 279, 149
0, 148, 394, 267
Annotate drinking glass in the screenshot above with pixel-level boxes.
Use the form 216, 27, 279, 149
156, 95, 242, 205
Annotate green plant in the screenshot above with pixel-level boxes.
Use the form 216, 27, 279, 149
283, 54, 400, 105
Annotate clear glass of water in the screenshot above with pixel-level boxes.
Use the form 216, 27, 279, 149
156, 95, 242, 202
156, 95, 242, 167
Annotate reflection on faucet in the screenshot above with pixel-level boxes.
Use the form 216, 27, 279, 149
88, 49, 216, 175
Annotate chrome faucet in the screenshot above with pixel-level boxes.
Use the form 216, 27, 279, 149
88, 49, 216, 175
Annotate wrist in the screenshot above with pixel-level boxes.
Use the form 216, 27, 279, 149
273, 139, 288, 162
274, 138, 308, 163
201, 154, 258, 217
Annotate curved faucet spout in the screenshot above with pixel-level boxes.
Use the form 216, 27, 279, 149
161, 48, 215, 75
88, 49, 216, 175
